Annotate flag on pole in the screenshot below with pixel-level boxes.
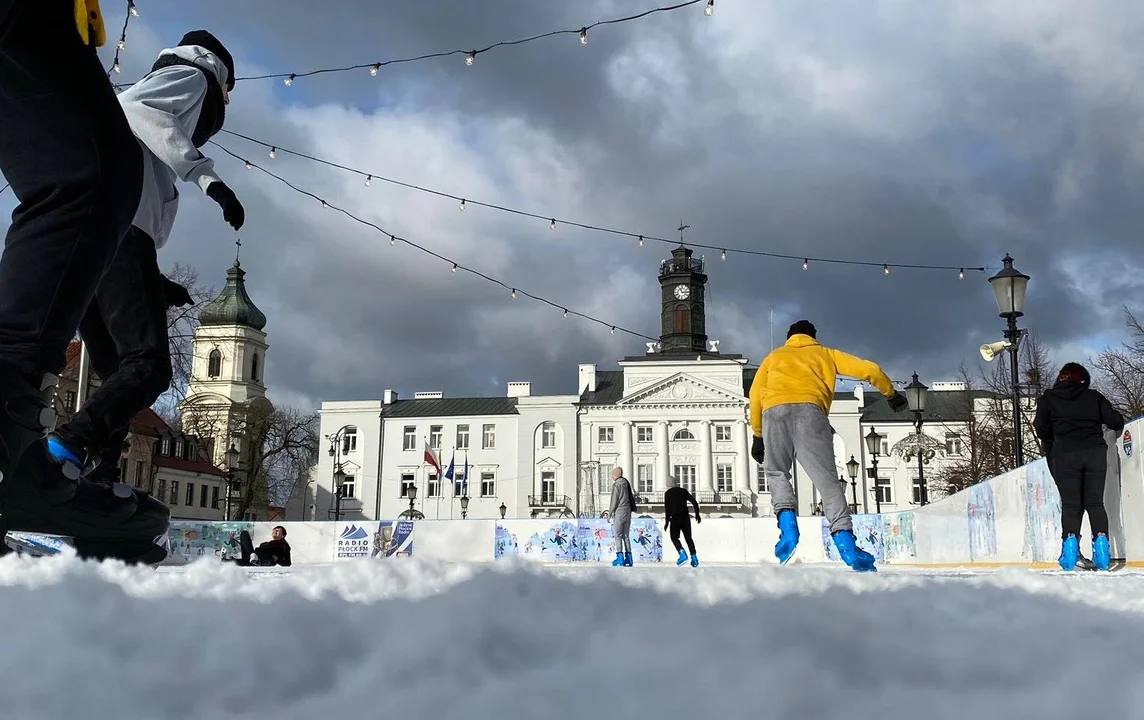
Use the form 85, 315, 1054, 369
444, 451, 456, 481
423, 440, 441, 475
462, 453, 469, 496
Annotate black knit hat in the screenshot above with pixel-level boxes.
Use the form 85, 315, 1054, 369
787, 320, 817, 339
178, 30, 235, 90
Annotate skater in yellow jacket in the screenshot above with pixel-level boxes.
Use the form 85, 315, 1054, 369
748, 320, 908, 571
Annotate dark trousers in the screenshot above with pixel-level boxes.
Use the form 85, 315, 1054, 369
1051, 445, 1109, 539
0, 0, 143, 376
58, 227, 171, 469
669, 515, 696, 555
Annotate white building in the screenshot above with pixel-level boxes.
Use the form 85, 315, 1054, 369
316, 245, 1003, 521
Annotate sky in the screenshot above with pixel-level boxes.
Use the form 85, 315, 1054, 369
3, 0, 1144, 410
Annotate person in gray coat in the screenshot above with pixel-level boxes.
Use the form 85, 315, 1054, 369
46, 31, 245, 484
609, 466, 636, 567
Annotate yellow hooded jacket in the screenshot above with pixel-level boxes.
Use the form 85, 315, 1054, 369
748, 334, 896, 437
74, 0, 106, 47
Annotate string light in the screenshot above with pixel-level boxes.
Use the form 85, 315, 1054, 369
245, 160, 252, 169
269, 147, 277, 159
580, 28, 588, 45
219, 129, 990, 276
210, 144, 657, 341
284, 74, 295, 86
959, 268, 965, 280
112, 61, 121, 74
452, 263, 458, 272
465, 52, 475, 66
106, 0, 134, 77
370, 63, 380, 76
705, 0, 714, 15
128, 0, 138, 17
611, 326, 616, 334
365, 175, 372, 187
720, 249, 726, 260
883, 264, 891, 275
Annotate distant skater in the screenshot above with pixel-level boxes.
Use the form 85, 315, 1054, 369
224, 527, 291, 567
664, 476, 701, 567
1034, 362, 1125, 571
609, 467, 636, 567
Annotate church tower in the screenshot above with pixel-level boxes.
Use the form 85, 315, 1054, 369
658, 244, 708, 354
180, 244, 272, 468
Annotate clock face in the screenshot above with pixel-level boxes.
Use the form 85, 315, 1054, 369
674, 284, 690, 300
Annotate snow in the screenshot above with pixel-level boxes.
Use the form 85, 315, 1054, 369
2, 555, 1144, 718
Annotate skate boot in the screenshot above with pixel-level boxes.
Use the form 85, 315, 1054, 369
676, 549, 688, 565
832, 529, 877, 572
775, 509, 800, 564
1092, 533, 1111, 571
612, 552, 624, 566
0, 364, 169, 565
1058, 534, 1079, 571
623, 551, 633, 567
690, 553, 699, 567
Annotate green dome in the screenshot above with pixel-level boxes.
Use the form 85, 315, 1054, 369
199, 259, 267, 331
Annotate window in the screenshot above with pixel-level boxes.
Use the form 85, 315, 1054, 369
598, 463, 614, 493
169, 481, 179, 505
715, 425, 732, 442
427, 474, 440, 497
208, 349, 222, 378
342, 474, 356, 499
637, 464, 654, 494
882, 440, 889, 456
912, 477, 925, 504
541, 471, 556, 503
673, 304, 691, 333
456, 424, 470, 450
64, 390, 76, 410
756, 465, 769, 493
673, 428, 695, 442
673, 465, 697, 492
400, 474, 416, 497
119, 458, 127, 481
716, 464, 733, 493
211, 485, 220, 510
542, 422, 556, 449
160, 437, 171, 456
135, 459, 145, 488
185, 482, 195, 506
200, 484, 209, 508
875, 476, 893, 504
402, 426, 417, 451
637, 426, 653, 443
175, 440, 184, 459
482, 424, 496, 449
480, 472, 496, 497
454, 469, 467, 497
598, 426, 614, 444
342, 427, 358, 453
250, 352, 260, 382
945, 433, 963, 455
429, 425, 443, 450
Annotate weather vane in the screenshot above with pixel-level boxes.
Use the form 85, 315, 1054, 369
677, 220, 690, 246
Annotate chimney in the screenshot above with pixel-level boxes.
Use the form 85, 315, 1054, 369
507, 382, 531, 398
578, 364, 596, 394
853, 384, 864, 406
383, 389, 398, 405
414, 391, 444, 400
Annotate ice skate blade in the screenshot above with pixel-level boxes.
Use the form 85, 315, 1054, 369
4, 530, 76, 557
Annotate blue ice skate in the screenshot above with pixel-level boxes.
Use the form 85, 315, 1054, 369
623, 551, 633, 567
612, 552, 624, 566
676, 549, 688, 566
1092, 534, 1111, 571
775, 509, 800, 564
1059, 534, 1079, 571
45, 434, 88, 481
690, 553, 699, 568
832, 529, 877, 572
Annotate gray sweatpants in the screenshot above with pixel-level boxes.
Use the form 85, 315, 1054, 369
613, 512, 632, 553
763, 403, 853, 534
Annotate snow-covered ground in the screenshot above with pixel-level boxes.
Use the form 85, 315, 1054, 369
3, 555, 1144, 719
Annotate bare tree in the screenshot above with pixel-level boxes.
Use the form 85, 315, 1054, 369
1091, 307, 1144, 419
154, 263, 215, 421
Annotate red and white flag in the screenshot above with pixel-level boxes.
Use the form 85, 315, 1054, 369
423, 441, 441, 474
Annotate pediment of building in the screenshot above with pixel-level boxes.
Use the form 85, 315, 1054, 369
617, 373, 744, 406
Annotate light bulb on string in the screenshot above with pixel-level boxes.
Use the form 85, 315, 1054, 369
117, 39, 125, 50
452, 263, 458, 273
803, 259, 808, 270
112, 61, 121, 73
459, 199, 466, 211
705, 0, 714, 15
721, 249, 726, 261
321, 200, 328, 209
611, 326, 615, 335
511, 288, 517, 299
128, 1, 138, 17
268, 147, 276, 159
579, 28, 588, 45
883, 264, 891, 275
958, 268, 965, 280
389, 234, 395, 246
364, 175, 372, 187
284, 74, 295, 86
244, 160, 252, 169
549, 219, 556, 230
465, 52, 475, 66
370, 64, 380, 76
563, 309, 568, 318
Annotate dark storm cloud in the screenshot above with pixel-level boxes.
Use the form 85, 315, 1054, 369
5, 1, 1144, 408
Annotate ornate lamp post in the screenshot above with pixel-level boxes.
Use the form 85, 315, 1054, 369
865, 427, 883, 514
905, 372, 930, 506
223, 443, 241, 521
845, 455, 860, 513
499, 502, 507, 520
988, 254, 1030, 468
460, 494, 470, 520
332, 465, 346, 521
326, 425, 355, 520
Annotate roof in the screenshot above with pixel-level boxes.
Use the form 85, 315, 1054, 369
860, 389, 1002, 423
153, 453, 227, 477
199, 259, 267, 331
384, 397, 519, 418
130, 408, 170, 437
129, 408, 227, 476
579, 367, 856, 406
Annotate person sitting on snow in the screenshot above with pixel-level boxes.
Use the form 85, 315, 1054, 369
226, 526, 291, 567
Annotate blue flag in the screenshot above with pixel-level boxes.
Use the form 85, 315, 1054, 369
462, 453, 469, 495
444, 451, 455, 481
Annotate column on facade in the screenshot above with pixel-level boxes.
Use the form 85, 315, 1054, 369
655, 421, 670, 491
620, 420, 634, 484
735, 419, 750, 495
699, 420, 714, 492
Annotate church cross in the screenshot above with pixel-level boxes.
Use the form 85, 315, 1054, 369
235, 237, 242, 263
677, 221, 690, 245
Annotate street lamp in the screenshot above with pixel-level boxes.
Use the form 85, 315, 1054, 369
332, 465, 346, 521
460, 494, 470, 520
905, 371, 930, 506
223, 443, 240, 521
845, 455, 859, 513
407, 484, 417, 516
499, 502, 507, 519
865, 427, 883, 515
325, 424, 356, 521
988, 253, 1030, 468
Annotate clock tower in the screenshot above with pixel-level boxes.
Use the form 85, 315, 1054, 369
658, 245, 708, 353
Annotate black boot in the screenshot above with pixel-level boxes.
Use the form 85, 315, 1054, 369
0, 364, 169, 564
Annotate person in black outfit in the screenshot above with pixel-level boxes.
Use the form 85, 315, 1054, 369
0, 0, 169, 564
1034, 362, 1125, 572
225, 527, 291, 567
664, 476, 702, 567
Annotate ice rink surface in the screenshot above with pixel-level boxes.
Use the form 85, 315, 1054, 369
2, 553, 1143, 719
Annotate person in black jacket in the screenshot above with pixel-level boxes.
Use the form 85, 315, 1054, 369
1034, 362, 1125, 572
225, 526, 291, 567
664, 476, 702, 567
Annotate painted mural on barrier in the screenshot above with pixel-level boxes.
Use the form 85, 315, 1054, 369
169, 520, 253, 561
968, 482, 998, 560
882, 512, 916, 561
1023, 461, 1062, 562
822, 514, 884, 562
494, 518, 663, 562
371, 521, 414, 558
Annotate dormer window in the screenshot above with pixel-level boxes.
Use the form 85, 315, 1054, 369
160, 437, 171, 456
174, 439, 184, 458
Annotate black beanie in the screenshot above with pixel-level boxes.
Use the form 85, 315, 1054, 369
178, 30, 235, 90
787, 320, 817, 339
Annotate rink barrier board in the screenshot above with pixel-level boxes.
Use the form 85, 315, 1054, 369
163, 418, 1144, 567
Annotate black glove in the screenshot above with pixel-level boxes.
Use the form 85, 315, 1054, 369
751, 435, 765, 464
887, 391, 909, 412
695, 515, 702, 524
663, 518, 670, 530
206, 181, 245, 230
161, 275, 193, 308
